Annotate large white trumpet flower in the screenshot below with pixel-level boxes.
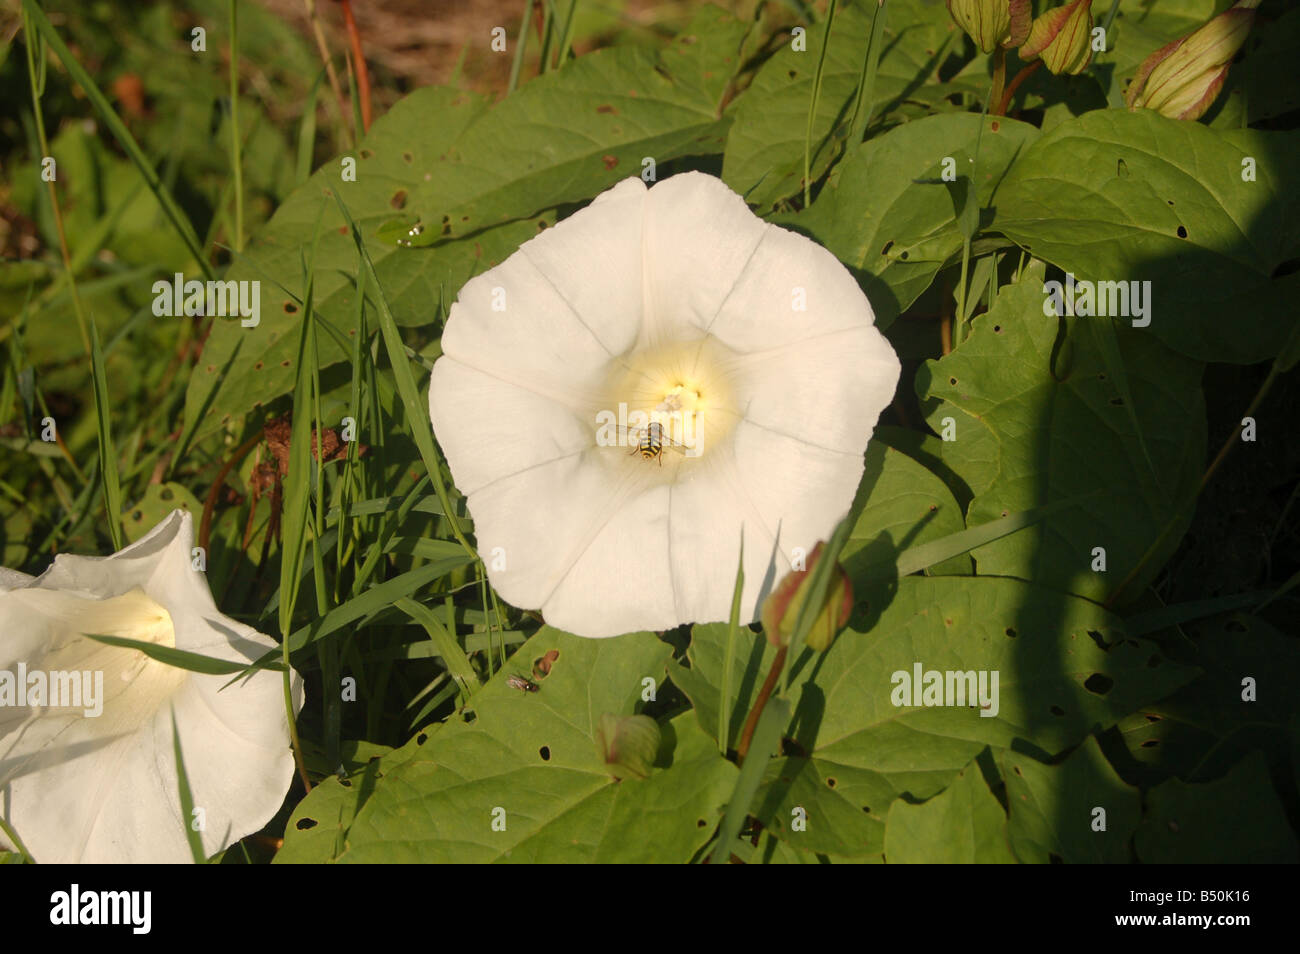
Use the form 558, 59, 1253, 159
429, 172, 899, 638
0, 510, 302, 863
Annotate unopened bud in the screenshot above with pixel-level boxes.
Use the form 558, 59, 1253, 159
1124, 0, 1260, 121
947, 0, 1031, 55
761, 541, 854, 652
596, 713, 660, 780
1019, 0, 1094, 75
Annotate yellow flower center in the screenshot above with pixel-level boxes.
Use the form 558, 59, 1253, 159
594, 337, 740, 469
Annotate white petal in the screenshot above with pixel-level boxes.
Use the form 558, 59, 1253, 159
429, 356, 592, 497
641, 172, 770, 348
730, 326, 900, 453
468, 451, 653, 619
707, 221, 885, 352
437, 177, 647, 406
541, 482, 677, 638
0, 511, 300, 863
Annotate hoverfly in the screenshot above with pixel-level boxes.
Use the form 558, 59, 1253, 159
617, 422, 692, 467
506, 673, 539, 693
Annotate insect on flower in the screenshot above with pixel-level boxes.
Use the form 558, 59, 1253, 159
506, 673, 539, 693
617, 422, 690, 466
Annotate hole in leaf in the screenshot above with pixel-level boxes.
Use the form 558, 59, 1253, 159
339, 778, 352, 788
160, 488, 173, 501
284, 302, 297, 313
462, 709, 477, 724
1177, 225, 1187, 238
253, 361, 264, 371
296, 817, 317, 830
1141, 739, 1160, 748
1083, 673, 1113, 695
1005, 627, 1018, 638
539, 746, 551, 761
416, 733, 428, 745
1049, 705, 1065, 716
993, 325, 1001, 332
899, 250, 909, 261
949, 377, 957, 385
788, 69, 797, 79
359, 149, 372, 159
862, 806, 871, 813
402, 151, 413, 163
881, 240, 894, 255
697, 819, 707, 827
1145, 714, 1162, 723
826, 777, 837, 789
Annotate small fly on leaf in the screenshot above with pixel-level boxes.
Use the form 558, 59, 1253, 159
506, 674, 539, 693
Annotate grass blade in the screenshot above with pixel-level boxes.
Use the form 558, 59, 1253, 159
170, 708, 208, 864
719, 530, 744, 754
709, 697, 791, 864
88, 322, 123, 549
83, 633, 286, 675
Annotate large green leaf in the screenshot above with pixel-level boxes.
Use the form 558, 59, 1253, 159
722, 0, 984, 212
332, 629, 739, 863
993, 108, 1300, 364
795, 113, 1040, 327
917, 263, 1206, 604
670, 575, 1195, 858
1115, 613, 1300, 786
1135, 752, 1299, 863
842, 442, 971, 583
883, 757, 1016, 863
183, 7, 749, 441
999, 735, 1140, 864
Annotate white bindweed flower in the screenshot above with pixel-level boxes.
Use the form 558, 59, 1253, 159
429, 172, 899, 638
0, 510, 302, 863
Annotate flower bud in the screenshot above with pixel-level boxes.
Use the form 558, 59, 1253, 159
1124, 0, 1260, 121
1019, 0, 1094, 75
947, 0, 1032, 55
597, 713, 660, 780
761, 541, 854, 652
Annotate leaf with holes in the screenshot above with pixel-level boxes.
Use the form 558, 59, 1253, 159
993, 108, 1300, 363
917, 263, 1206, 605
884, 757, 1016, 863
331, 629, 739, 863
672, 575, 1194, 859
183, 7, 749, 442
999, 735, 1140, 864
1115, 613, 1300, 786
793, 113, 1040, 328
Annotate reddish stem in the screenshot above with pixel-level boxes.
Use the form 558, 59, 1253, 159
736, 646, 787, 764
340, 0, 372, 132
995, 61, 1042, 116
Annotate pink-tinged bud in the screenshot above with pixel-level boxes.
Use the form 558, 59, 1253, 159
1124, 0, 1260, 121
596, 713, 660, 780
1019, 0, 1094, 75
760, 541, 854, 652
947, 0, 1032, 55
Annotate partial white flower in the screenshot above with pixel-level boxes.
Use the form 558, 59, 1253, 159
429, 172, 899, 638
0, 510, 302, 863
